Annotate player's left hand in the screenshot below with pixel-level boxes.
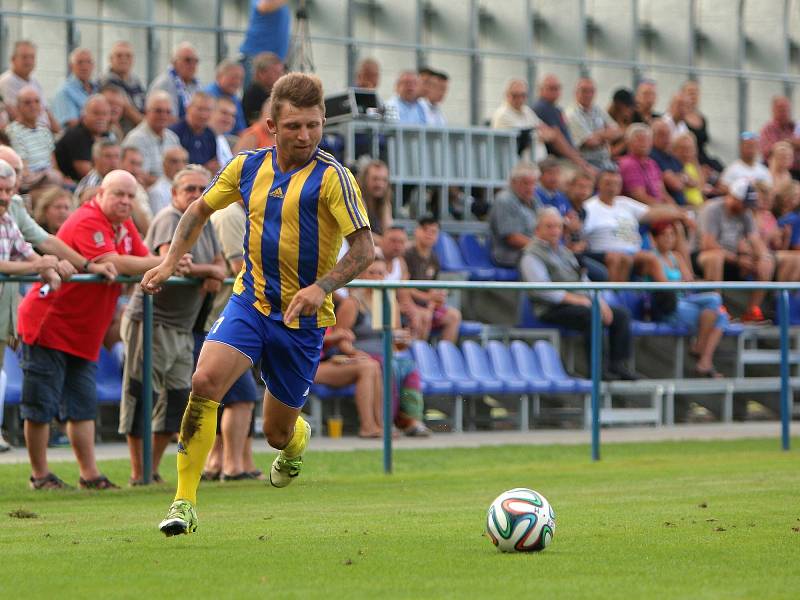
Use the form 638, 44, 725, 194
284, 283, 326, 324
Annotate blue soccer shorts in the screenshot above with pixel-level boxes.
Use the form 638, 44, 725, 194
205, 294, 325, 409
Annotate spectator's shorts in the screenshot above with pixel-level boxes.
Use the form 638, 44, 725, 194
20, 344, 97, 423
431, 305, 450, 329
118, 314, 194, 436
205, 295, 325, 409
691, 251, 746, 281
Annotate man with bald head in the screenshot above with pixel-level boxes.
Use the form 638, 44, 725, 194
760, 95, 800, 178
18, 170, 188, 490
148, 42, 201, 121
123, 91, 182, 187
52, 47, 99, 128
565, 77, 621, 171
385, 71, 427, 124
54, 94, 112, 181
148, 146, 188, 214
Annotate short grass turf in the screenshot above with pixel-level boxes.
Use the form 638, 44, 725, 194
1, 438, 799, 599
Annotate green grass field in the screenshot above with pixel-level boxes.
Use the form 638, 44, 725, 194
1, 438, 799, 599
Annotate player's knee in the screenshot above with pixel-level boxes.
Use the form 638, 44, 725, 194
191, 369, 221, 400
262, 422, 292, 450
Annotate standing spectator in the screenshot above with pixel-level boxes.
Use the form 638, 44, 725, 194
233, 99, 275, 154
720, 132, 773, 189
607, 88, 636, 158
120, 166, 223, 485
519, 208, 639, 380
768, 140, 795, 192
355, 57, 380, 90
357, 159, 392, 243
384, 71, 427, 125
51, 48, 98, 128
404, 215, 462, 342
33, 186, 73, 235
54, 94, 111, 182
632, 79, 660, 125
148, 146, 188, 215
682, 80, 723, 172
489, 161, 540, 268
210, 97, 238, 165
148, 42, 200, 121
650, 119, 688, 206
0, 40, 59, 133
73, 139, 120, 201
242, 52, 283, 126
760, 96, 800, 179
419, 68, 448, 127
204, 60, 247, 135
122, 91, 181, 187
693, 179, 774, 323
671, 132, 706, 208
535, 158, 570, 216
5, 86, 62, 191
100, 84, 128, 142
618, 123, 674, 205
18, 171, 181, 490
169, 91, 219, 173
100, 41, 146, 134
239, 0, 291, 82
565, 77, 621, 171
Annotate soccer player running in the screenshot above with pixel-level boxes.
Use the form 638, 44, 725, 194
141, 72, 374, 536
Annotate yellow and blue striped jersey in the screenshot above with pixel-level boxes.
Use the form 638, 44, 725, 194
202, 146, 370, 329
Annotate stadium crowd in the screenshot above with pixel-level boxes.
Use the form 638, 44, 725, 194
0, 32, 799, 488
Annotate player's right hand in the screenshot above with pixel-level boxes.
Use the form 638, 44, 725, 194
140, 263, 174, 295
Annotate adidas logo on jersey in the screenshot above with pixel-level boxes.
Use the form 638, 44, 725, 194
269, 187, 284, 198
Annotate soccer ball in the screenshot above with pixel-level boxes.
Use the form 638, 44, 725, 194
486, 488, 556, 552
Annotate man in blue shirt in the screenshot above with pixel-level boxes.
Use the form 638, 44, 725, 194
169, 91, 219, 174
650, 119, 687, 206
204, 59, 247, 135
384, 71, 428, 125
534, 158, 571, 216
52, 48, 98, 128
240, 0, 291, 84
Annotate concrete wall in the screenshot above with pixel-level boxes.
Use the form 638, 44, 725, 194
2, 0, 800, 163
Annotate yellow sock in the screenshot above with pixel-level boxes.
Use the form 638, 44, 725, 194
174, 393, 220, 505
281, 416, 310, 459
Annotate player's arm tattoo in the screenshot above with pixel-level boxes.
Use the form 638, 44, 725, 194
315, 227, 375, 294
165, 199, 213, 264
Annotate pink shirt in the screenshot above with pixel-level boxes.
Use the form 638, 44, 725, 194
759, 119, 800, 171
618, 154, 665, 203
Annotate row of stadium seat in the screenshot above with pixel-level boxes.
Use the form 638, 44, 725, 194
434, 233, 519, 281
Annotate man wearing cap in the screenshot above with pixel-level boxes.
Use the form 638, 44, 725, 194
720, 132, 773, 190
694, 178, 774, 323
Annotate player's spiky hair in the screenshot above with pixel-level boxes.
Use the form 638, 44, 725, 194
270, 72, 326, 123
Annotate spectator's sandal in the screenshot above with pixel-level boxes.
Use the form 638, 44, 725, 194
221, 471, 261, 481
201, 470, 221, 481
29, 473, 71, 490
129, 473, 165, 487
78, 475, 120, 490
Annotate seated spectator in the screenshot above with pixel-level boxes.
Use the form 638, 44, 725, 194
632, 79, 660, 125
120, 146, 154, 234
419, 67, 448, 127
233, 99, 275, 154
671, 132, 706, 208
122, 90, 181, 187
210, 96, 238, 164
650, 119, 687, 206
357, 159, 392, 243
404, 216, 462, 342
682, 80, 724, 173
100, 41, 146, 134
649, 221, 727, 378
379, 225, 421, 326
768, 140, 795, 192
120, 166, 223, 485
519, 207, 639, 380
607, 87, 636, 158
489, 161, 540, 268
720, 132, 773, 189
5, 86, 62, 192
384, 71, 427, 125
0, 40, 59, 133
315, 328, 385, 438
354, 57, 380, 90
73, 139, 121, 201
336, 255, 431, 436
760, 95, 800, 179
242, 51, 282, 126
100, 83, 127, 142
51, 48, 98, 128
54, 94, 111, 182
535, 158, 570, 216
618, 123, 674, 205
583, 169, 690, 281
169, 91, 219, 172
205, 59, 247, 135
33, 186, 73, 235
148, 146, 188, 215
693, 179, 774, 323
148, 42, 200, 121
776, 182, 800, 250
662, 93, 690, 139
565, 77, 621, 171
563, 169, 608, 281
752, 181, 800, 282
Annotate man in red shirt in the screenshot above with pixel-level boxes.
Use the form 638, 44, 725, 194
18, 170, 187, 490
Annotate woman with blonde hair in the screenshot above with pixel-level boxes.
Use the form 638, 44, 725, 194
671, 132, 706, 208
33, 185, 73, 234
768, 140, 794, 192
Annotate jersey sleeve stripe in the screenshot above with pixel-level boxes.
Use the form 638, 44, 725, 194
317, 151, 364, 227
318, 157, 360, 230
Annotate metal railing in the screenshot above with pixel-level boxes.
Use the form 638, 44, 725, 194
0, 275, 795, 479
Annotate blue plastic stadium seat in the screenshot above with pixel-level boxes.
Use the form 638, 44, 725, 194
610, 290, 691, 337
495, 341, 551, 393
410, 340, 455, 396
435, 340, 482, 395
509, 340, 557, 392
460, 341, 509, 395
458, 234, 519, 281
458, 320, 483, 338
3, 347, 22, 406
516, 294, 578, 338
533, 340, 591, 393
96, 347, 123, 404
310, 383, 355, 399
